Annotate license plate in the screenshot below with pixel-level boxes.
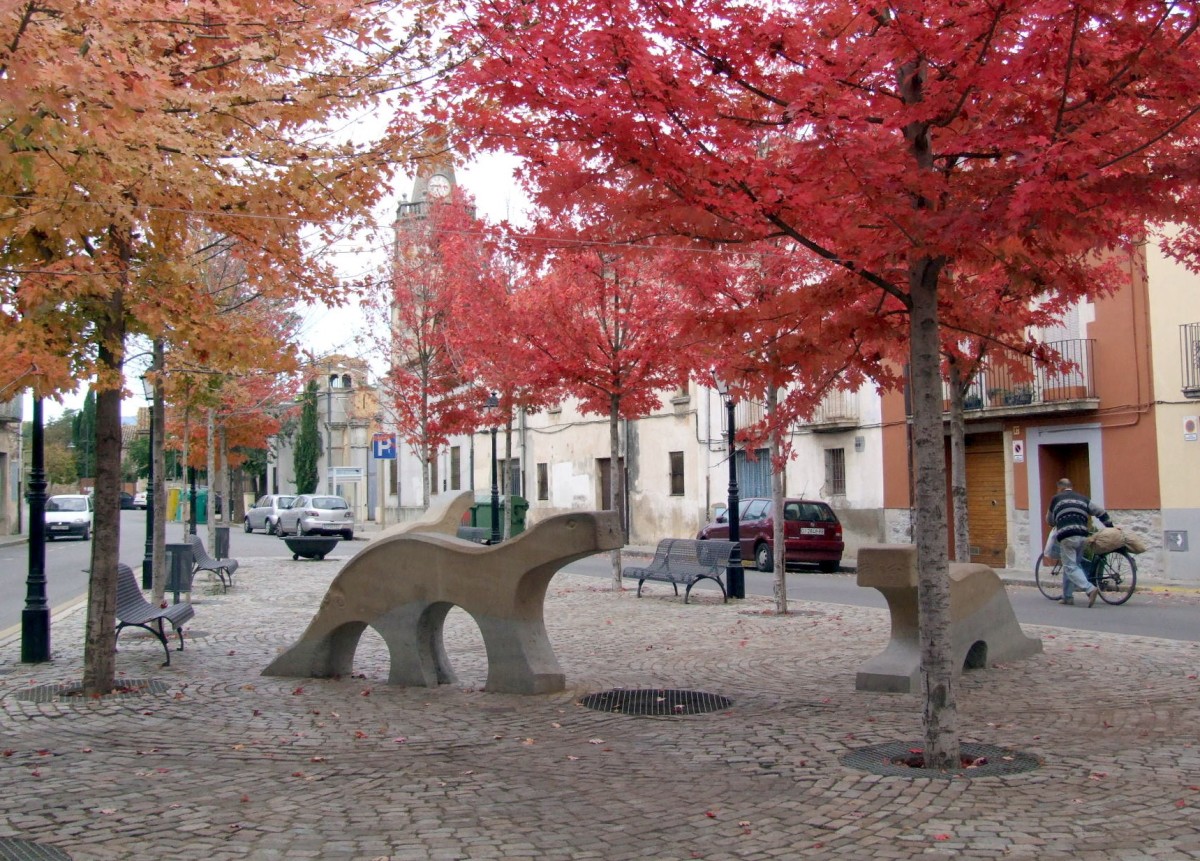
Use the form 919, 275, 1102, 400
800, 527, 824, 535
50, 524, 69, 530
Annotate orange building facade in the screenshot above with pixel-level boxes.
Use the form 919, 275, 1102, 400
881, 240, 1199, 583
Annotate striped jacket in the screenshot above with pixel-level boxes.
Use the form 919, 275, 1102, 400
1047, 490, 1113, 541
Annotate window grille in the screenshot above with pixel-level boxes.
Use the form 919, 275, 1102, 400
825, 448, 846, 496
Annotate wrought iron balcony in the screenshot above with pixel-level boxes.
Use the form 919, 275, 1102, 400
808, 388, 860, 431
1181, 323, 1200, 399
0, 397, 21, 423
944, 339, 1097, 415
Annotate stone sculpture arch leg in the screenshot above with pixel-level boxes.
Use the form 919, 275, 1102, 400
264, 510, 623, 694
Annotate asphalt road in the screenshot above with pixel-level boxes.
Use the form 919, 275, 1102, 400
562, 552, 1200, 643
3, 519, 1197, 643
0, 512, 293, 635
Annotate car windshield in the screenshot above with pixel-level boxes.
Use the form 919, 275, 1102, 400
311, 497, 346, 510
47, 497, 87, 512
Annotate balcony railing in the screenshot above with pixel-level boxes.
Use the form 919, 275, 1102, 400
0, 397, 21, 423
1181, 323, 1200, 398
809, 388, 859, 427
946, 338, 1096, 412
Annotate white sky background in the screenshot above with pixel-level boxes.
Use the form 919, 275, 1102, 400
29, 152, 530, 424
292, 152, 530, 377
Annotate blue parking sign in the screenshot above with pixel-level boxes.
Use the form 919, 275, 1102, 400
372, 433, 397, 459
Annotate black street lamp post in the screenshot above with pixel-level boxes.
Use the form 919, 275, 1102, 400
141, 376, 155, 589
188, 465, 197, 536
22, 397, 50, 662
712, 375, 745, 599
485, 392, 501, 544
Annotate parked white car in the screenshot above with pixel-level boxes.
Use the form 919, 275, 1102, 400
277, 494, 354, 540
45, 494, 93, 540
132, 491, 148, 509
244, 494, 296, 535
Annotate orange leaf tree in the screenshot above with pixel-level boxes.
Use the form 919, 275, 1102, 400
0, 0, 437, 692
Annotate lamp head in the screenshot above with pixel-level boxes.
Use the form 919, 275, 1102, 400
710, 371, 730, 399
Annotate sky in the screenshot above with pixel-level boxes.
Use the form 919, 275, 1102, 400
27, 151, 529, 425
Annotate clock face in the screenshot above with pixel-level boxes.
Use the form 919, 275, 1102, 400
426, 174, 451, 198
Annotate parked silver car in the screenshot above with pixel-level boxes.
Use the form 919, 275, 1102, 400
243, 494, 296, 535
45, 494, 93, 540
277, 494, 354, 540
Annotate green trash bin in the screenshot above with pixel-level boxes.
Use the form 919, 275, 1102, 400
194, 488, 209, 525
509, 495, 528, 537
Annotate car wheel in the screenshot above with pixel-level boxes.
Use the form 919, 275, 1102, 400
81, 527, 90, 541
243, 517, 253, 533
818, 559, 840, 573
342, 530, 353, 541
754, 542, 773, 573
46, 535, 54, 542
266, 519, 277, 536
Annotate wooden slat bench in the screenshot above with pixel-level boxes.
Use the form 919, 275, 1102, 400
115, 562, 195, 666
622, 538, 739, 603
188, 534, 238, 592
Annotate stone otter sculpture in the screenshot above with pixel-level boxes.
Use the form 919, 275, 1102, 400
855, 544, 1043, 694
264, 505, 622, 694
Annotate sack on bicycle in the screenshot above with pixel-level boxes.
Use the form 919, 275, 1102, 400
1085, 526, 1148, 555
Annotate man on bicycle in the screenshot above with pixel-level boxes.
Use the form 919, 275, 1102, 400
1046, 478, 1113, 607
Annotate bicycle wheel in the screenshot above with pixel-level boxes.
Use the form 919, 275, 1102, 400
1096, 549, 1137, 605
1034, 553, 1063, 601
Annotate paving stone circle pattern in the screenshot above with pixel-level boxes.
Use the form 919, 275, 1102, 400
1, 551, 1198, 860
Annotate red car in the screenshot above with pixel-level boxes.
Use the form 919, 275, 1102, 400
697, 497, 843, 573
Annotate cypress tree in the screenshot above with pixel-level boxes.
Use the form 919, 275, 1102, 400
293, 379, 320, 494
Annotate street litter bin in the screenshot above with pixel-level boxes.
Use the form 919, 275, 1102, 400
509, 495, 529, 537
469, 494, 529, 540
167, 487, 181, 522
164, 542, 194, 603
194, 488, 209, 525
214, 525, 230, 560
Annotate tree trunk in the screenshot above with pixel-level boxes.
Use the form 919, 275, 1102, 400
948, 358, 970, 563
206, 408, 216, 550
181, 405, 191, 538
82, 258, 128, 696
609, 394, 623, 589
768, 384, 788, 614
151, 340, 167, 605
910, 259, 959, 769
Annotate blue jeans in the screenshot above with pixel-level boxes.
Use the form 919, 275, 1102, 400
1059, 535, 1093, 599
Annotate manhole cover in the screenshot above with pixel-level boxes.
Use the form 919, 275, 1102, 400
0, 838, 72, 860
841, 741, 1041, 778
578, 688, 733, 716
12, 679, 169, 703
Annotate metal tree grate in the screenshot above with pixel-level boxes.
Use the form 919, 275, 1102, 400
578, 688, 733, 716
0, 838, 73, 860
12, 679, 169, 704
840, 741, 1041, 779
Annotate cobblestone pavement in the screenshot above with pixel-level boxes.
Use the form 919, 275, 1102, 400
1, 550, 1198, 861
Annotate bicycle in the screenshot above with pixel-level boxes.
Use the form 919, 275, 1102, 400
1034, 546, 1137, 605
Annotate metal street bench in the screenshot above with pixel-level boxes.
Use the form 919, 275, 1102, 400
622, 538, 739, 603
188, 534, 238, 591
115, 562, 194, 666
456, 525, 492, 544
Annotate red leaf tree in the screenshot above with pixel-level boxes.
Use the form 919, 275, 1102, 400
442, 1, 1200, 765
506, 221, 695, 586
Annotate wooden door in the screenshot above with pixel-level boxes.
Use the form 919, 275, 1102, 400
965, 433, 1007, 567
1037, 443, 1091, 545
